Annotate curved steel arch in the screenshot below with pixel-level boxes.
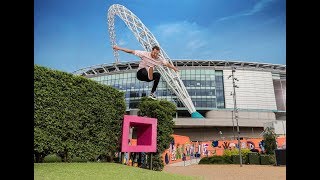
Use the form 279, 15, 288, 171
107, 4, 203, 118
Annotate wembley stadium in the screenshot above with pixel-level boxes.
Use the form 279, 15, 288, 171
73, 59, 286, 141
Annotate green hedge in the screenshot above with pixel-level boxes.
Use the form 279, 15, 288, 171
231, 155, 248, 164
43, 154, 88, 163
260, 154, 276, 165
197, 152, 277, 165
34, 65, 126, 162
43, 154, 62, 163
248, 152, 260, 164
199, 155, 233, 164
224, 148, 251, 164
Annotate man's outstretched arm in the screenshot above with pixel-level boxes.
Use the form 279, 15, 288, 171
164, 61, 179, 72
113, 45, 134, 54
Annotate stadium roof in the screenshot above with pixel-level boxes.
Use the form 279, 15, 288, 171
73, 59, 286, 77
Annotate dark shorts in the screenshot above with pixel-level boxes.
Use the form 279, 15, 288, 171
137, 68, 152, 82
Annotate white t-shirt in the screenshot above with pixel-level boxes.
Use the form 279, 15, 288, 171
134, 50, 168, 71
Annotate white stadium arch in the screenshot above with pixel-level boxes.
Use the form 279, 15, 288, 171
107, 4, 203, 118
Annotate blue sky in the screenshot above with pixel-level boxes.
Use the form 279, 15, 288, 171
34, 0, 286, 73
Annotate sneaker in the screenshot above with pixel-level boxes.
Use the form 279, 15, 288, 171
148, 93, 157, 100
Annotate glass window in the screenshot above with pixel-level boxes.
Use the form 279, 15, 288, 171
91, 68, 227, 110
273, 80, 281, 90
129, 99, 140, 108
142, 91, 147, 97
272, 73, 280, 79
215, 71, 223, 76
273, 79, 286, 111
215, 71, 225, 108
130, 91, 140, 98
281, 80, 286, 90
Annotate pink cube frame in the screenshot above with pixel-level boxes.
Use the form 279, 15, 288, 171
121, 115, 157, 152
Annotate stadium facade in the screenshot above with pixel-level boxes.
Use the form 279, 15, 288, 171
73, 59, 286, 141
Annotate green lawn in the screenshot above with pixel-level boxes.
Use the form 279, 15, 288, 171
34, 162, 198, 180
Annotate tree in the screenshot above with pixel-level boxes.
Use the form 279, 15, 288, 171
138, 97, 176, 171
263, 127, 278, 155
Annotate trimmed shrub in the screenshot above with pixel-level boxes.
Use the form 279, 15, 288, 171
248, 152, 260, 164
43, 154, 62, 163
232, 155, 241, 164
199, 155, 232, 164
231, 154, 248, 164
224, 148, 251, 164
269, 154, 276, 165
260, 154, 271, 165
260, 154, 276, 165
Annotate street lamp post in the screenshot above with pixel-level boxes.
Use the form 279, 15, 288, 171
229, 67, 242, 167
231, 110, 236, 140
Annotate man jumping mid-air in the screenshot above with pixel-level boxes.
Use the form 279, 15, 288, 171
113, 45, 178, 100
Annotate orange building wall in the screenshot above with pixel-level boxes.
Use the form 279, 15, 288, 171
161, 134, 286, 165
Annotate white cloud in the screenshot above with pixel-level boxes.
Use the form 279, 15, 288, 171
245, 0, 274, 15
218, 0, 275, 21
113, 21, 234, 60
221, 50, 232, 55
156, 23, 181, 37
186, 39, 206, 50
152, 21, 212, 58
118, 39, 127, 46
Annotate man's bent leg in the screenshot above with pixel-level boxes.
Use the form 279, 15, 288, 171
148, 67, 154, 80
151, 72, 161, 93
